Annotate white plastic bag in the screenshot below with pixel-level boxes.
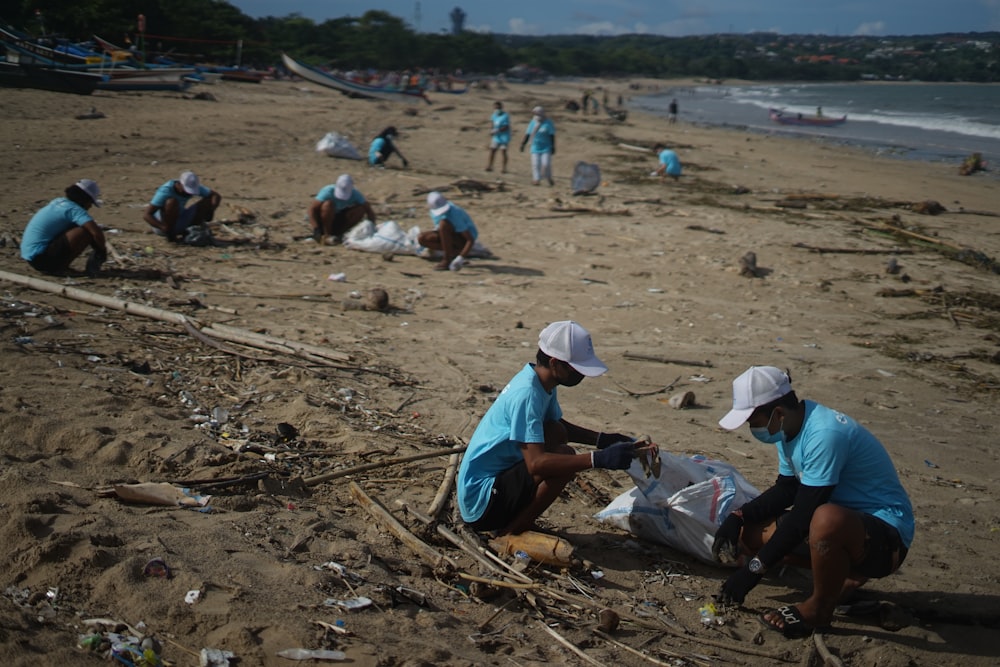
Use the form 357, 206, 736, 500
594, 453, 759, 564
343, 220, 423, 255
571, 161, 601, 195
315, 132, 362, 160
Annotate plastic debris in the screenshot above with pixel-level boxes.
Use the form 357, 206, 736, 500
277, 648, 347, 661
200, 647, 236, 667
323, 596, 372, 611
185, 589, 201, 604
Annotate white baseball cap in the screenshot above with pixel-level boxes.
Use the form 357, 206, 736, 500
718, 366, 792, 430
75, 179, 102, 207
179, 170, 201, 195
334, 174, 354, 200
538, 321, 607, 377
532, 105, 544, 117
427, 191, 450, 217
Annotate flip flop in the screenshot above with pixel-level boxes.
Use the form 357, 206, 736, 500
759, 605, 821, 639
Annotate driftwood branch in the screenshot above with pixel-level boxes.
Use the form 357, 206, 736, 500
623, 352, 712, 368
793, 242, 913, 255
856, 220, 964, 250
814, 633, 845, 667
426, 452, 460, 519
305, 446, 466, 487
593, 630, 673, 666
538, 621, 604, 666
348, 482, 456, 570
613, 376, 680, 397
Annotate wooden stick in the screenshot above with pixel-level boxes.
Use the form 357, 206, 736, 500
856, 220, 964, 250
426, 452, 461, 520
537, 621, 605, 666
348, 481, 457, 570
592, 630, 672, 666
814, 633, 845, 667
793, 242, 913, 255
460, 573, 542, 590
623, 352, 712, 368
305, 446, 466, 487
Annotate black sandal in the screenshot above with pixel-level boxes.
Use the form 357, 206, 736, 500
759, 605, 823, 639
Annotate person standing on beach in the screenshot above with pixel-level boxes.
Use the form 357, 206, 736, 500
713, 366, 914, 638
486, 101, 511, 173
668, 98, 679, 124
651, 143, 682, 180
457, 321, 644, 536
21, 179, 108, 276
369, 126, 409, 169
307, 174, 376, 245
143, 170, 221, 244
417, 191, 478, 271
520, 106, 556, 186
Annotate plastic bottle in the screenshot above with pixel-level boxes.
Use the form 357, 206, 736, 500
276, 648, 347, 661
698, 602, 717, 625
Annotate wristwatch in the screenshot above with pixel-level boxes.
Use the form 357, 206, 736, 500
748, 556, 766, 574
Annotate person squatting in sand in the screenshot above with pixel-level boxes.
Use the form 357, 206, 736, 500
143, 170, 222, 244
418, 192, 478, 271
651, 143, 682, 180
520, 106, 556, 186
486, 101, 511, 173
308, 174, 376, 245
369, 126, 409, 168
713, 366, 914, 638
21, 179, 109, 277
457, 321, 646, 536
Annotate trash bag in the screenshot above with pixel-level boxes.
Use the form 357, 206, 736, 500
183, 225, 214, 247
315, 132, 363, 160
571, 161, 601, 195
594, 453, 759, 564
343, 220, 423, 255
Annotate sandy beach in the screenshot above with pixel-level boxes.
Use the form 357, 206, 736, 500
1, 75, 998, 666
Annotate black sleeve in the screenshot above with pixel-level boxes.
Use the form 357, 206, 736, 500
756, 483, 835, 569
739, 474, 799, 524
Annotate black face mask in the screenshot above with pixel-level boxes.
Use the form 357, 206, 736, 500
560, 365, 585, 387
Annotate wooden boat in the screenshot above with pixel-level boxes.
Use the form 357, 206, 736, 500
96, 68, 194, 92
0, 60, 103, 94
769, 108, 846, 127
282, 53, 429, 104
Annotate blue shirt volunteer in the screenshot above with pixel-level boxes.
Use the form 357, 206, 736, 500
21, 198, 92, 261
315, 185, 366, 212
524, 117, 555, 154
491, 110, 511, 145
431, 202, 478, 240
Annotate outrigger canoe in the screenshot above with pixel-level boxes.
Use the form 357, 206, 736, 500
769, 108, 847, 127
281, 53, 429, 104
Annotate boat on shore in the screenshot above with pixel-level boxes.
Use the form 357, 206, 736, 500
0, 60, 103, 94
281, 53, 429, 104
769, 107, 847, 127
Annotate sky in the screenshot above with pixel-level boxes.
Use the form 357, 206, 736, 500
228, 0, 1000, 37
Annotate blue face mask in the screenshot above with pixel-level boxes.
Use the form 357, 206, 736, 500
750, 408, 783, 443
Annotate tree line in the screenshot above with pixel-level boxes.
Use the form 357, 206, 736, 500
4, 1, 999, 81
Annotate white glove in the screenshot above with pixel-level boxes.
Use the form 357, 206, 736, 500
649, 170, 659, 177
449, 256, 465, 271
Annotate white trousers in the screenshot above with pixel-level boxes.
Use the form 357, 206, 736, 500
530, 152, 552, 183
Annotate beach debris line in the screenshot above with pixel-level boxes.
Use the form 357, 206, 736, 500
959, 152, 986, 176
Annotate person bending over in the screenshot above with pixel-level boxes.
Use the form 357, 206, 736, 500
308, 174, 376, 244
417, 191, 478, 271
143, 170, 221, 244
369, 126, 409, 168
21, 179, 108, 276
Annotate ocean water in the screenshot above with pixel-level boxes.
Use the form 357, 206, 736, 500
634, 82, 1000, 171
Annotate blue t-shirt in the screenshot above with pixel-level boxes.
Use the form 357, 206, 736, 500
491, 110, 511, 144
431, 202, 478, 240
457, 364, 563, 522
150, 180, 211, 212
659, 149, 682, 176
21, 198, 93, 261
524, 117, 555, 154
775, 400, 914, 548
315, 185, 366, 212
369, 137, 386, 164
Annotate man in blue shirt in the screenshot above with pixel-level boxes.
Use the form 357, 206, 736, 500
486, 101, 511, 173
519, 106, 556, 186
652, 143, 682, 180
143, 170, 222, 243
457, 321, 643, 536
369, 126, 409, 169
417, 192, 479, 271
714, 366, 914, 638
21, 179, 108, 276
308, 174, 376, 244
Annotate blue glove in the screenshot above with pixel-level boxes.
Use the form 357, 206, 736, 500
718, 565, 762, 604
596, 432, 632, 450
591, 441, 634, 470
711, 513, 744, 564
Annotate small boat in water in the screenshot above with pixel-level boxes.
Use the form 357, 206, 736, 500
282, 53, 429, 103
769, 107, 847, 127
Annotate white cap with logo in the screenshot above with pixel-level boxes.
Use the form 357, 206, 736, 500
538, 321, 608, 377
426, 191, 450, 217
75, 179, 102, 207
718, 366, 792, 430
179, 170, 201, 195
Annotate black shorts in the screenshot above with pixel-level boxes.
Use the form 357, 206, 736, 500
466, 460, 535, 533
28, 233, 73, 274
854, 513, 908, 578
